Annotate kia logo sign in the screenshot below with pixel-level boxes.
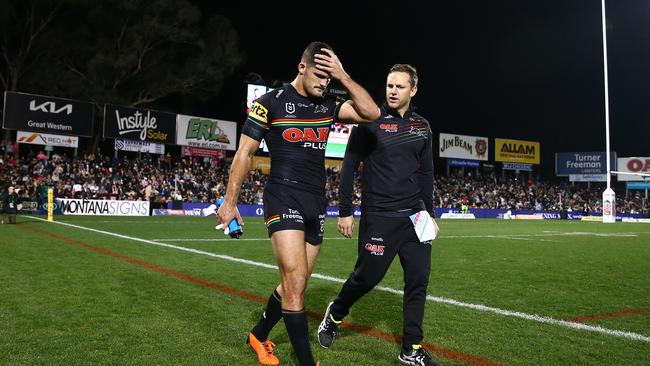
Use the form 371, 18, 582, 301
29, 100, 72, 115
3, 91, 94, 137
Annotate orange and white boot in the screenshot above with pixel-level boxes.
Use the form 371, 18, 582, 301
246, 332, 280, 365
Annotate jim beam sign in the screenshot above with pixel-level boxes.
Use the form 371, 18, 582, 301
439, 133, 488, 161
103, 104, 176, 144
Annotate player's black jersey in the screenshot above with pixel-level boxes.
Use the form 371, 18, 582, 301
242, 84, 346, 195
338, 104, 434, 217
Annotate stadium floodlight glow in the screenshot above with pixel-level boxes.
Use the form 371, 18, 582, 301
600, 0, 616, 223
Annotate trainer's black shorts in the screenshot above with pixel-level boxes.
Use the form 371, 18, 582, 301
263, 183, 327, 245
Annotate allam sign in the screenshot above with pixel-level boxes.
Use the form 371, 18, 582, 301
103, 104, 176, 144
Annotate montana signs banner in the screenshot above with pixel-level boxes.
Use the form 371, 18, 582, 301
176, 114, 237, 151
114, 139, 165, 155
439, 133, 488, 161
103, 104, 176, 144
3, 91, 94, 137
495, 138, 540, 164
17, 130, 79, 148
57, 198, 149, 216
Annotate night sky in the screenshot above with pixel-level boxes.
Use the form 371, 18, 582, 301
201, 1, 650, 178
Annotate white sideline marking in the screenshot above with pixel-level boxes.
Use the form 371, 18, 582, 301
150, 238, 350, 242
83, 220, 267, 224
25, 215, 650, 343
151, 231, 644, 242
150, 236, 562, 243
149, 236, 561, 243
442, 232, 642, 239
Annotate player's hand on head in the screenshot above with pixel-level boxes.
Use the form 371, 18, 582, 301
337, 215, 354, 239
314, 48, 349, 81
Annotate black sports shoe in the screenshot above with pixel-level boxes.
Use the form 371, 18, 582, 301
398, 346, 442, 366
317, 301, 340, 348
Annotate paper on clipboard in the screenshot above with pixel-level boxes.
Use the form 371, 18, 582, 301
409, 210, 437, 242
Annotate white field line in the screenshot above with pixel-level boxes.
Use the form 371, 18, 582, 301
149, 237, 350, 242
76, 220, 268, 224
24, 215, 650, 343
77, 221, 648, 237
149, 236, 561, 243
150, 231, 644, 242
443, 232, 642, 239
150, 236, 561, 243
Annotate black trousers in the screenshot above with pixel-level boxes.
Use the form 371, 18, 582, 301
3, 213, 16, 224
331, 213, 432, 348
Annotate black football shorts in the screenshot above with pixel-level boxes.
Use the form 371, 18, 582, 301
263, 183, 327, 245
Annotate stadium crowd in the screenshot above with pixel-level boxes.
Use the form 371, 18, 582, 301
1, 151, 647, 215
0, 151, 266, 206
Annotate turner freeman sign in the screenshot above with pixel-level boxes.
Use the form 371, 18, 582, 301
555, 152, 616, 176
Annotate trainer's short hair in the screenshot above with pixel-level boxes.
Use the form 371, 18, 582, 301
302, 41, 334, 67
389, 64, 418, 87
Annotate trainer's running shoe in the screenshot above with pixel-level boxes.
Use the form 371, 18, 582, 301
246, 332, 279, 365
317, 301, 341, 348
398, 345, 442, 366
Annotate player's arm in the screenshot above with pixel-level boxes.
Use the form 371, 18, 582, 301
314, 48, 380, 123
217, 98, 270, 227
337, 127, 366, 238
217, 135, 259, 227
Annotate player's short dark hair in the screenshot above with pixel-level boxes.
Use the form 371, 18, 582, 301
302, 41, 334, 67
389, 64, 418, 87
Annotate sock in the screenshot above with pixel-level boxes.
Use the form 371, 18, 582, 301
282, 309, 316, 366
403, 343, 421, 353
251, 289, 282, 341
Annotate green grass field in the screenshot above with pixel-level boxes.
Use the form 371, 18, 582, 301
1, 215, 649, 365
